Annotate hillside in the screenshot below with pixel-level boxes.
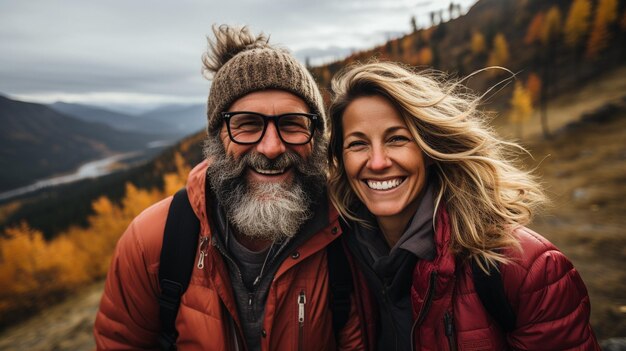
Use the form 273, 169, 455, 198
0, 95, 163, 192
0, 130, 205, 237
138, 103, 206, 135
49, 102, 180, 136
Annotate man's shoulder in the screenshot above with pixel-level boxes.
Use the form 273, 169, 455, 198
118, 196, 174, 266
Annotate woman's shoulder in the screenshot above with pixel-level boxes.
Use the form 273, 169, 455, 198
500, 226, 580, 294
503, 226, 562, 270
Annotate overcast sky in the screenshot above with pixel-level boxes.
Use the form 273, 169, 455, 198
0, 0, 477, 112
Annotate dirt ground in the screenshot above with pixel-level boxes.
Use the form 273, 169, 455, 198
0, 282, 101, 351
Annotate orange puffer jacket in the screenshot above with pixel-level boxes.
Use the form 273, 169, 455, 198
411, 209, 600, 350
94, 161, 367, 351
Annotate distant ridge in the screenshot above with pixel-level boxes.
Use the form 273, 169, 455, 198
49, 101, 181, 136
0, 95, 164, 192
139, 103, 206, 135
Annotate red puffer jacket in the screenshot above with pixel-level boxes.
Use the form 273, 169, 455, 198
411, 210, 600, 350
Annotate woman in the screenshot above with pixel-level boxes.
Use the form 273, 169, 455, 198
327, 61, 600, 350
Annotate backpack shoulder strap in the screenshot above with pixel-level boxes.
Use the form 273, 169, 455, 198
327, 237, 354, 339
158, 188, 201, 351
470, 258, 517, 333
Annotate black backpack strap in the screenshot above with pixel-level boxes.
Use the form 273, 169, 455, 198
158, 188, 201, 351
327, 237, 354, 339
471, 257, 517, 333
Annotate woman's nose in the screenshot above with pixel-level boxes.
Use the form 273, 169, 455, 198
366, 145, 392, 171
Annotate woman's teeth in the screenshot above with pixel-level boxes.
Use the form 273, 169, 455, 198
366, 178, 403, 190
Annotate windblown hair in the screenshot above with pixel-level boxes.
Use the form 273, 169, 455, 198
201, 24, 272, 77
328, 61, 546, 269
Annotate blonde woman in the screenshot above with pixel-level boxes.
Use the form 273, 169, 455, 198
327, 61, 600, 350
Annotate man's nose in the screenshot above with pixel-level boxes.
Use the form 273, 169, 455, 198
255, 122, 287, 159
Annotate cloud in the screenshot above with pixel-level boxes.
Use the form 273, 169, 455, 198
0, 0, 477, 105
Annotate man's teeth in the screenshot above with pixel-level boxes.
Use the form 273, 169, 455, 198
367, 178, 403, 190
254, 168, 285, 175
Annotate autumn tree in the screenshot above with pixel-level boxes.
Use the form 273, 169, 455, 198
487, 33, 510, 72
418, 47, 433, 66
586, 0, 619, 59
537, 5, 562, 138
471, 30, 486, 56
541, 6, 562, 46
411, 16, 418, 33
526, 73, 542, 105
564, 0, 592, 49
525, 12, 545, 45
509, 82, 534, 138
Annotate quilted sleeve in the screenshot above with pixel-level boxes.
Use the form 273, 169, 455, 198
93, 200, 169, 350
507, 247, 601, 351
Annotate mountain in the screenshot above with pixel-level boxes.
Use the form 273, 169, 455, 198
49, 101, 180, 136
0, 95, 163, 192
138, 103, 206, 135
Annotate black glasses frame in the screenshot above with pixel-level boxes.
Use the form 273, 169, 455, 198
220, 111, 318, 145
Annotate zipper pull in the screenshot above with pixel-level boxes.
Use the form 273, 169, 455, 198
197, 236, 209, 269
298, 291, 306, 324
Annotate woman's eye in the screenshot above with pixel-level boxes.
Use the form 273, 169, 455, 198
388, 135, 410, 144
345, 141, 367, 149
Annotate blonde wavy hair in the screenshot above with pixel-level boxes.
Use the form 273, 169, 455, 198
328, 61, 546, 269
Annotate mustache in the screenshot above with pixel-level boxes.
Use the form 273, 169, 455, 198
215, 150, 320, 181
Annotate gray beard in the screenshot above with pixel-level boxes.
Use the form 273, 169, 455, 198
204, 136, 326, 242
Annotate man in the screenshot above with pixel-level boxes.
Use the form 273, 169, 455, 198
93, 25, 366, 350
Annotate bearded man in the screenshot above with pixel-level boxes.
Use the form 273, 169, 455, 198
93, 25, 366, 351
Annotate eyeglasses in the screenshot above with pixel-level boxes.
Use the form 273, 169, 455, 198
221, 111, 318, 145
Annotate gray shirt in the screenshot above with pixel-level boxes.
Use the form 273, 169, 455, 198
207, 187, 329, 351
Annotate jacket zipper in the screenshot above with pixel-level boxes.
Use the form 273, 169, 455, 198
197, 236, 209, 269
410, 270, 438, 351
210, 236, 247, 348
444, 311, 458, 351
298, 290, 306, 351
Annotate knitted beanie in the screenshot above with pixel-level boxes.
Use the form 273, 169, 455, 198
203, 25, 326, 137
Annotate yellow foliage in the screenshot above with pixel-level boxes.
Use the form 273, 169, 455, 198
418, 47, 433, 66
509, 82, 534, 124
487, 33, 510, 68
401, 36, 414, 56
541, 6, 563, 45
471, 31, 486, 55
596, 0, 618, 25
564, 0, 592, 47
0, 223, 48, 295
